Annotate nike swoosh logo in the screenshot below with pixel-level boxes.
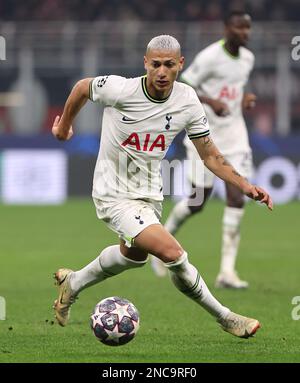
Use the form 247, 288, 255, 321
122, 116, 136, 122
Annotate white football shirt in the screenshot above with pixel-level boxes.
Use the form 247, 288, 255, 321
181, 39, 254, 155
89, 75, 210, 202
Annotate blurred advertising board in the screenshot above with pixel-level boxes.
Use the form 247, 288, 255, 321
0, 150, 67, 204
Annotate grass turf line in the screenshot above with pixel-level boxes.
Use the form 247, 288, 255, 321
0, 199, 299, 362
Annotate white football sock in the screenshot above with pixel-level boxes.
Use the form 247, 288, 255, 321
166, 252, 230, 319
164, 199, 191, 235
220, 207, 245, 274
70, 245, 147, 293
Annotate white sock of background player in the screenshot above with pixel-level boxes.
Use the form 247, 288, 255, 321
220, 207, 245, 275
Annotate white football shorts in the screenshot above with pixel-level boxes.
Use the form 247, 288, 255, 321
186, 147, 253, 188
93, 198, 162, 248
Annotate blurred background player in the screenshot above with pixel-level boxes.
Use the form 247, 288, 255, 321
151, 11, 257, 288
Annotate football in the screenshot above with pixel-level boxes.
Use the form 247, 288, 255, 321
90, 296, 140, 346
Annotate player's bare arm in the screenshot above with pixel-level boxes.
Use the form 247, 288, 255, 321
52, 78, 92, 141
198, 95, 230, 117
180, 79, 229, 117
192, 135, 273, 210
242, 92, 256, 110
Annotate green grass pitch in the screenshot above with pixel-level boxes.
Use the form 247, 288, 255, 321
0, 198, 299, 363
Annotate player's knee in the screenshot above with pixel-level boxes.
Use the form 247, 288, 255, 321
157, 244, 184, 263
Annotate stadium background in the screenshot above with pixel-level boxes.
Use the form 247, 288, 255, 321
0, 0, 300, 364
0, 0, 299, 203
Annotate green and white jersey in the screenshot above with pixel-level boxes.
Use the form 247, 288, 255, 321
89, 75, 209, 202
181, 39, 254, 155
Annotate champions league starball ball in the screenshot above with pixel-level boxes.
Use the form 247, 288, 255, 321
90, 296, 140, 346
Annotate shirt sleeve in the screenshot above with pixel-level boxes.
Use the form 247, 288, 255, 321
89, 75, 126, 106
185, 89, 210, 140
181, 49, 213, 88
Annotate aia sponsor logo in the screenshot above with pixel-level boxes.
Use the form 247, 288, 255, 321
219, 86, 238, 100
121, 133, 165, 151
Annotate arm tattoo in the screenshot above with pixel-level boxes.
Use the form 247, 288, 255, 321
216, 154, 242, 177
215, 154, 231, 167
203, 136, 213, 147
232, 170, 242, 177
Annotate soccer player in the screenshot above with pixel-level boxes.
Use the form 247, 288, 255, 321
52, 35, 272, 338
152, 12, 257, 288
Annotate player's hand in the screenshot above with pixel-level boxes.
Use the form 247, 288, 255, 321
243, 184, 273, 210
210, 99, 230, 117
52, 115, 73, 141
242, 93, 256, 110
